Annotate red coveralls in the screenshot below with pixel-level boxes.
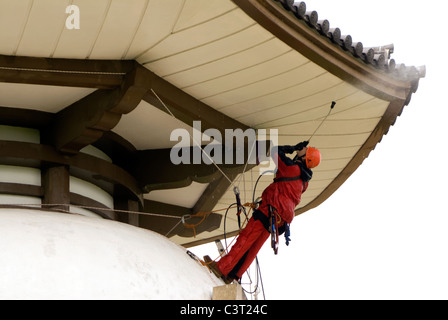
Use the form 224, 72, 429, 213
217, 145, 309, 280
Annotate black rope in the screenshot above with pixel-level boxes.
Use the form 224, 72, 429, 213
223, 203, 237, 253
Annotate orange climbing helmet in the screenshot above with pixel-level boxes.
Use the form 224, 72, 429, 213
305, 147, 321, 169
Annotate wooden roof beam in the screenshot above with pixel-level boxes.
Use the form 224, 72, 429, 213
133, 146, 258, 194
144, 74, 250, 137
0, 55, 133, 89
48, 63, 153, 154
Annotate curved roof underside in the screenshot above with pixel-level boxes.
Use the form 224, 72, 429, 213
0, 0, 424, 247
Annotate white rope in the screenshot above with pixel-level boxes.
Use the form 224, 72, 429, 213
150, 88, 235, 187
0, 66, 126, 76
235, 137, 257, 190
150, 88, 175, 118
164, 219, 183, 237
0, 203, 185, 238
0, 203, 182, 219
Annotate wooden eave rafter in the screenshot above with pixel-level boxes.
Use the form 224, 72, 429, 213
48, 63, 154, 154
232, 0, 417, 102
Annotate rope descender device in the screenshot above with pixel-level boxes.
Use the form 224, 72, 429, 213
234, 187, 242, 215
233, 186, 243, 229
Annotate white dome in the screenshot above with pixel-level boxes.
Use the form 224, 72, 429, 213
0, 209, 222, 299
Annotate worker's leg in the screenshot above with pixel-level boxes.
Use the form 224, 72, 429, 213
234, 227, 270, 280
232, 208, 284, 279
217, 217, 266, 277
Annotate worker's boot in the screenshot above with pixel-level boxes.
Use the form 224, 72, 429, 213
203, 256, 233, 284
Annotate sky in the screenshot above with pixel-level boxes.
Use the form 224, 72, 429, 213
191, 0, 448, 300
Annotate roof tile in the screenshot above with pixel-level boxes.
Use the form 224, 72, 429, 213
275, 0, 425, 80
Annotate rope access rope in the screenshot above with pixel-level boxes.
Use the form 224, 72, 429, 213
0, 203, 182, 219
150, 88, 235, 187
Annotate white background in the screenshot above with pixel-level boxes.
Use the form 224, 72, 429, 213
192, 0, 448, 300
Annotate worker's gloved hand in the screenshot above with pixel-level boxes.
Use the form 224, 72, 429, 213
283, 145, 296, 154
294, 141, 309, 151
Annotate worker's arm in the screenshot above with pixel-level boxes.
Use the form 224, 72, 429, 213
272, 141, 309, 166
274, 145, 296, 166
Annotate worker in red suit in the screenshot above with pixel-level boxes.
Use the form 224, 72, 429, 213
206, 141, 321, 283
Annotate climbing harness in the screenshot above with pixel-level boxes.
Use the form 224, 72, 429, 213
253, 170, 294, 254
273, 176, 301, 183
